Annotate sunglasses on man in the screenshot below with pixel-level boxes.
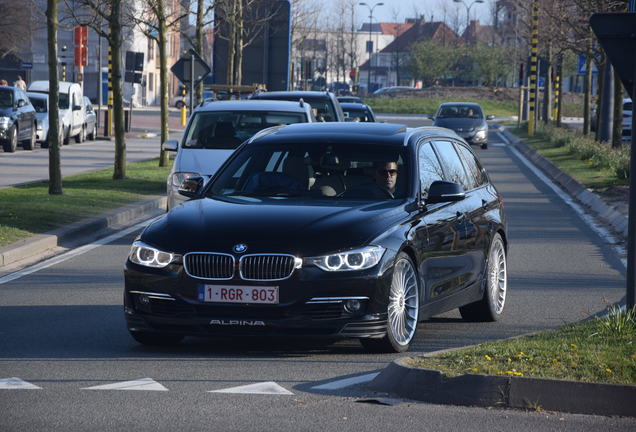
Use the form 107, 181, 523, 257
377, 169, 398, 176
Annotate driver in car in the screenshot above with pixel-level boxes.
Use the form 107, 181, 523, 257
374, 161, 399, 197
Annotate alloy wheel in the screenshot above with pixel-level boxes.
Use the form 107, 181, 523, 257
488, 237, 507, 314
387, 257, 419, 346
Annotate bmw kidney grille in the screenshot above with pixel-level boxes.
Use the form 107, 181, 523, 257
184, 253, 297, 281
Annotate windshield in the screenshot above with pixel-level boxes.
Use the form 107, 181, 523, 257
437, 105, 483, 119
0, 89, 13, 108
31, 97, 47, 113
58, 93, 69, 109
208, 142, 409, 201
344, 108, 373, 122
183, 110, 307, 149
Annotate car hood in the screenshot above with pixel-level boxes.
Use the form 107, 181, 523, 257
434, 117, 485, 131
141, 197, 406, 257
175, 148, 235, 176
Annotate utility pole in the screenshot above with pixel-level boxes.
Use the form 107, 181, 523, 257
527, 0, 539, 136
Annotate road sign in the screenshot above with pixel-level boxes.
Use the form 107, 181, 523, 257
125, 51, 144, 72
20, 62, 33, 70
590, 13, 636, 95
170, 49, 211, 85
577, 55, 598, 76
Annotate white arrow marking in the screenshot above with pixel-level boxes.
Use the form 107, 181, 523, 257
82, 378, 168, 391
209, 381, 293, 395
0, 377, 42, 389
311, 372, 380, 390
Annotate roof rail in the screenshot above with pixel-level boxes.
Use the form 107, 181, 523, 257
299, 98, 304, 108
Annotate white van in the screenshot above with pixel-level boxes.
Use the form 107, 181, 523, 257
27, 81, 86, 143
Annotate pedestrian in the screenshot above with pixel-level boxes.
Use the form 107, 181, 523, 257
0, 79, 8, 86
14, 75, 26, 90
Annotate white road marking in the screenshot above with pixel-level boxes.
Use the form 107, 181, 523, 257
489, 143, 506, 147
497, 131, 627, 269
311, 372, 380, 390
0, 377, 42, 389
209, 381, 293, 395
82, 378, 168, 391
0, 216, 161, 285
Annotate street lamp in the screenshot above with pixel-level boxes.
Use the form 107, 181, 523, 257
453, 0, 484, 31
359, 2, 383, 94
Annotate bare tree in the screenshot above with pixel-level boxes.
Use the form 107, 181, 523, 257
46, 0, 62, 194
65, 0, 131, 179
0, 0, 35, 58
181, 0, 215, 103
132, 0, 186, 167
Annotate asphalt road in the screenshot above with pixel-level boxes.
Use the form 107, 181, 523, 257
0, 118, 632, 430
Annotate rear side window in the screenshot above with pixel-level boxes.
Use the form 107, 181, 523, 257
418, 142, 444, 195
432, 140, 470, 190
455, 143, 485, 189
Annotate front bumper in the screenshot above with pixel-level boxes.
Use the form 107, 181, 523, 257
124, 259, 394, 339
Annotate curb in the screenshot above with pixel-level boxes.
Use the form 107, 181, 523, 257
369, 357, 636, 417
495, 125, 628, 238
0, 196, 166, 269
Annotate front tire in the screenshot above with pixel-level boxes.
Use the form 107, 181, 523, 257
75, 125, 85, 143
361, 252, 419, 353
2, 126, 17, 152
129, 331, 184, 346
459, 233, 507, 322
22, 122, 35, 150
481, 143, 488, 149
87, 122, 96, 140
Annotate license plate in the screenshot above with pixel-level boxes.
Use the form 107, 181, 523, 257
200, 285, 279, 304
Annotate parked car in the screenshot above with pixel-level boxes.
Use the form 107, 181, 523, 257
163, 99, 314, 209
341, 102, 376, 122
124, 122, 508, 353
172, 90, 215, 108
0, 85, 36, 152
27, 92, 56, 148
337, 96, 363, 104
432, 102, 494, 149
83, 97, 97, 141
27, 81, 85, 144
251, 91, 346, 122
621, 98, 632, 140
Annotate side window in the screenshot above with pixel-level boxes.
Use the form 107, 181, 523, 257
432, 140, 470, 190
418, 141, 444, 195
455, 143, 485, 188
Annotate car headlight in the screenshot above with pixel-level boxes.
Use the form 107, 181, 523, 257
171, 172, 201, 189
306, 246, 386, 272
0, 117, 10, 128
475, 130, 487, 139
129, 241, 178, 268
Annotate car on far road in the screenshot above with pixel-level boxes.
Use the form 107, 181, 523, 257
27, 92, 59, 148
372, 86, 415, 96
163, 99, 314, 209
621, 98, 632, 141
432, 102, 493, 149
251, 91, 346, 122
337, 96, 363, 104
172, 90, 215, 108
124, 122, 508, 353
341, 102, 376, 122
83, 97, 97, 141
0, 85, 36, 152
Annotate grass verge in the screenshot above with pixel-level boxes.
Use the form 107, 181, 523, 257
0, 159, 172, 248
365, 97, 517, 117
407, 307, 636, 385
509, 124, 629, 189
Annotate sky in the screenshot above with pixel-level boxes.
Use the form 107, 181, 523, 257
330, 0, 494, 28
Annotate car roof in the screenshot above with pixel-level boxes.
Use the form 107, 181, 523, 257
252, 91, 334, 99
28, 81, 79, 92
249, 122, 460, 147
0, 85, 15, 91
194, 99, 311, 113
27, 92, 47, 99
438, 102, 482, 108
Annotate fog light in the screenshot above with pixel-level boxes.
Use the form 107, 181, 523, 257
344, 299, 361, 314
139, 295, 150, 305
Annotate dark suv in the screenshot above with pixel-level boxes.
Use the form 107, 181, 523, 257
0, 85, 36, 152
251, 91, 345, 122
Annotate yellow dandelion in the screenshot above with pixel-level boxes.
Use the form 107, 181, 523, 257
514, 372, 524, 376
552, 359, 559, 364
570, 361, 577, 367
606, 368, 613, 374
472, 368, 478, 373
570, 344, 577, 349
484, 355, 492, 361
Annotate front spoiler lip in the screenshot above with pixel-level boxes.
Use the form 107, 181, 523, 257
125, 310, 388, 338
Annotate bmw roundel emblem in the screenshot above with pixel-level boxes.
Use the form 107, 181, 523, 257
233, 243, 248, 254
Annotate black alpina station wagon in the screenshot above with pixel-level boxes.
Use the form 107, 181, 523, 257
124, 122, 507, 352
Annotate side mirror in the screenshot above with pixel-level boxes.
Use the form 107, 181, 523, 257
486, 115, 495, 121
162, 139, 178, 152
426, 180, 466, 204
72, 104, 82, 111
178, 176, 204, 198
17, 100, 26, 108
